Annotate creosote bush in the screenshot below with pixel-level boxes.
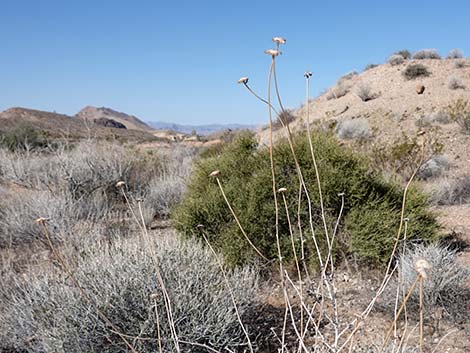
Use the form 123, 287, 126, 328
0, 124, 50, 152
402, 64, 431, 80
174, 131, 439, 267
0, 232, 258, 353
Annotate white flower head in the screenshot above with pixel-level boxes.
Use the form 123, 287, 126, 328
277, 187, 288, 193
272, 37, 287, 45
209, 170, 221, 177
415, 258, 432, 279
237, 77, 249, 84
265, 49, 281, 57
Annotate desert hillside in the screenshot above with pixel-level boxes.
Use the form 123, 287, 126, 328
76, 106, 152, 132
0, 107, 157, 142
259, 56, 470, 259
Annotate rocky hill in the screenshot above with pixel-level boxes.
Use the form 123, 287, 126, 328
76, 106, 152, 131
259, 55, 470, 264
0, 107, 157, 142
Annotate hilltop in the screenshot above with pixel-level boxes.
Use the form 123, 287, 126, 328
76, 106, 152, 132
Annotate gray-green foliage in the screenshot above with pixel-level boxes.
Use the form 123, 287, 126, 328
0, 233, 258, 352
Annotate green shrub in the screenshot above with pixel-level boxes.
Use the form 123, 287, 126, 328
173, 131, 439, 267
0, 124, 48, 152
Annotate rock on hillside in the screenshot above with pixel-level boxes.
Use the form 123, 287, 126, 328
76, 106, 152, 132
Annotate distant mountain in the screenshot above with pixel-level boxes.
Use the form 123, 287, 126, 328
76, 106, 152, 131
148, 121, 258, 135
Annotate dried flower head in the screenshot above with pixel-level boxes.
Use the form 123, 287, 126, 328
115, 180, 126, 188
304, 71, 313, 79
415, 258, 432, 279
237, 76, 249, 84
150, 292, 159, 300
272, 37, 286, 45
209, 170, 220, 177
264, 49, 281, 57
277, 187, 288, 193
35, 217, 49, 224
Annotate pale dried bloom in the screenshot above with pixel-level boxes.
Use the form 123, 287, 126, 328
277, 187, 287, 193
272, 37, 286, 45
115, 180, 126, 188
415, 258, 432, 279
264, 49, 281, 57
35, 217, 49, 224
209, 170, 220, 177
237, 77, 249, 84
304, 71, 313, 79
150, 292, 159, 300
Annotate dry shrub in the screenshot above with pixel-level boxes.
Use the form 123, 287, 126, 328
415, 111, 451, 127
447, 48, 464, 59
417, 155, 450, 180
412, 49, 441, 60
398, 244, 469, 318
0, 141, 193, 248
431, 176, 470, 205
326, 71, 357, 100
394, 49, 412, 59
356, 83, 378, 102
447, 98, 470, 133
336, 118, 371, 140
402, 64, 431, 80
387, 54, 405, 66
447, 75, 466, 90
0, 232, 259, 353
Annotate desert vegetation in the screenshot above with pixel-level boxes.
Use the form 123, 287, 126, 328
1, 38, 469, 353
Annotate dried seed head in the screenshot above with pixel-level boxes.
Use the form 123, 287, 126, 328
272, 37, 286, 45
277, 187, 288, 193
196, 224, 205, 229
209, 170, 220, 177
415, 258, 432, 279
237, 77, 249, 84
264, 49, 281, 57
150, 292, 159, 300
417, 130, 426, 136
35, 217, 49, 224
304, 71, 313, 79
115, 180, 126, 188
338, 192, 345, 197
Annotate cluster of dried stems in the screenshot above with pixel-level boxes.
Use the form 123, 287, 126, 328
227, 37, 440, 353
33, 37, 452, 353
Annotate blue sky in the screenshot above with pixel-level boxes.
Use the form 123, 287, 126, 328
1, 0, 469, 125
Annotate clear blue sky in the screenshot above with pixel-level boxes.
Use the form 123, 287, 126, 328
1, 0, 468, 125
